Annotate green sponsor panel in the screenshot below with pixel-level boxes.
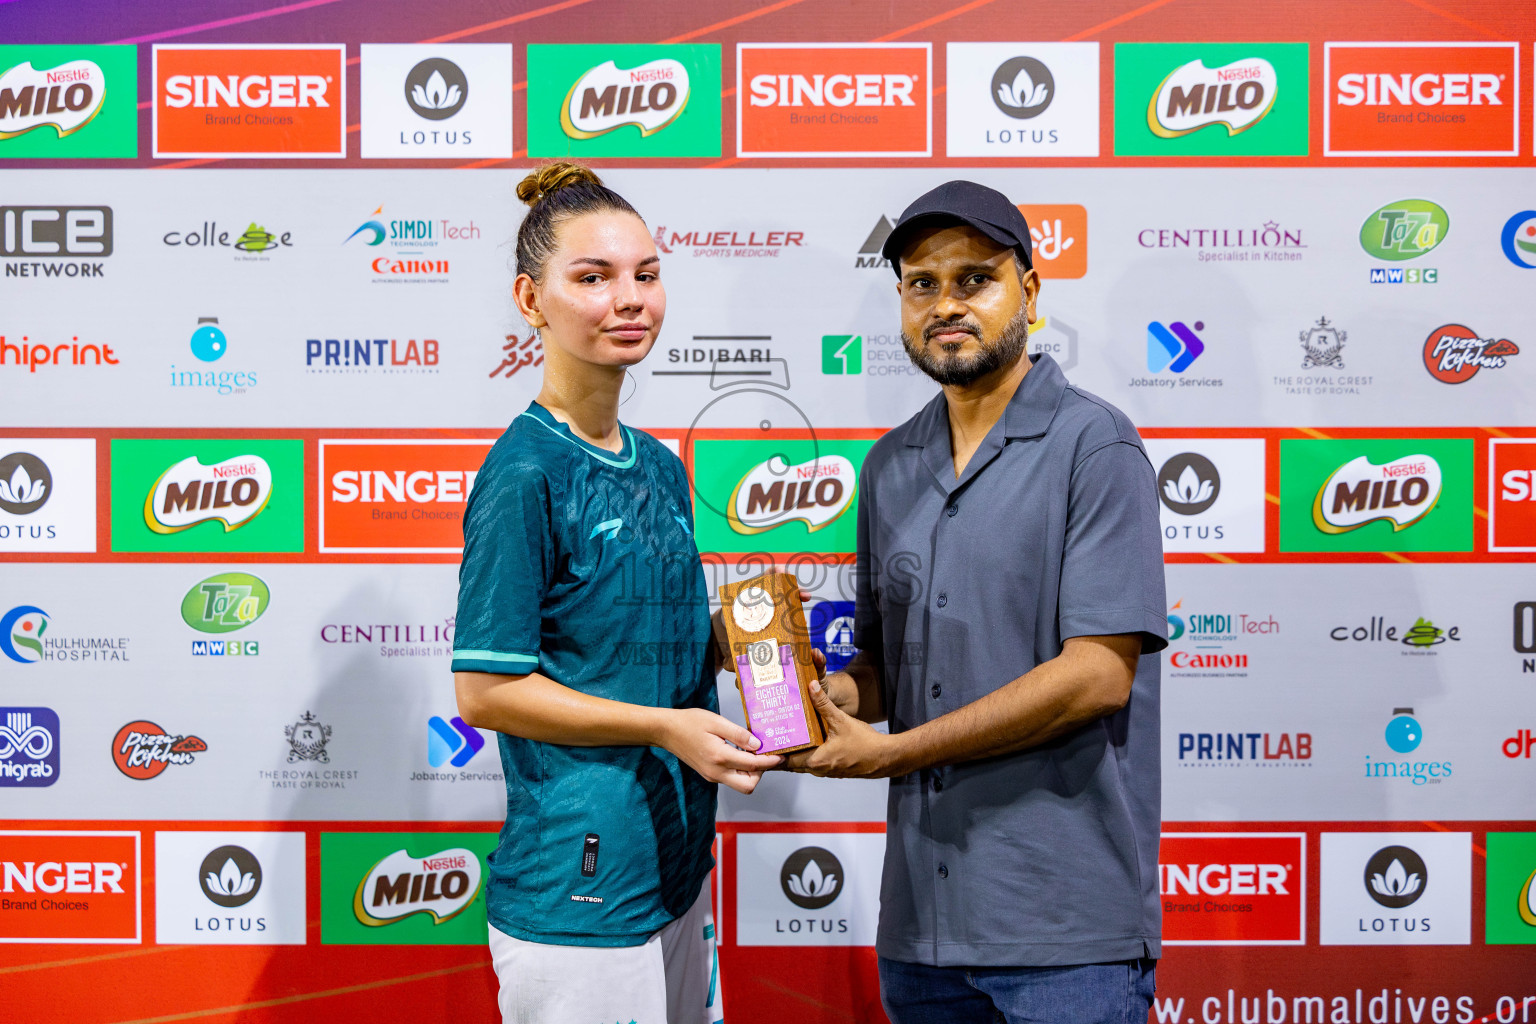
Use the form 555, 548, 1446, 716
110, 439, 304, 553
1278, 438, 1473, 553
1113, 43, 1308, 156
691, 437, 873, 555
1486, 832, 1536, 944
180, 572, 271, 633
526, 44, 721, 158
0, 45, 138, 158
1359, 199, 1450, 261
321, 832, 497, 946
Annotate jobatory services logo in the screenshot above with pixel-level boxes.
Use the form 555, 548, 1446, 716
1320, 831, 1470, 945
1501, 210, 1536, 269
1279, 439, 1472, 553
0, 830, 140, 943
735, 832, 884, 945
320, 832, 495, 945
1017, 204, 1087, 278
0, 45, 137, 157
737, 43, 930, 157
1144, 440, 1267, 552
0, 708, 60, 788
2, 205, 113, 281
1, 605, 130, 665
1324, 42, 1518, 157
944, 43, 1099, 157
1114, 43, 1309, 156
172, 317, 259, 396
1490, 439, 1536, 552
318, 439, 492, 553
162, 219, 293, 260
111, 720, 207, 780
155, 831, 307, 944
0, 439, 96, 552
426, 715, 484, 769
360, 44, 513, 158
1361, 198, 1446, 284
110, 439, 304, 554
182, 573, 270, 634
1132, 319, 1223, 391
1421, 323, 1519, 383
1159, 833, 1305, 945
152, 44, 346, 158
526, 44, 720, 158
1485, 833, 1536, 944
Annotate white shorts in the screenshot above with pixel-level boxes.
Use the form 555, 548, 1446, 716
488, 881, 723, 1024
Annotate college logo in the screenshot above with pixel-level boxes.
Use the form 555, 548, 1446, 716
156, 831, 306, 944
1485, 833, 1536, 944
738, 43, 930, 157
181, 573, 270, 634
781, 846, 843, 911
145, 454, 272, 534
0, 45, 137, 157
320, 832, 495, 945
0, 708, 59, 788
111, 720, 207, 780
319, 440, 491, 553
726, 454, 857, 535
360, 44, 512, 158
1160, 833, 1305, 944
1325, 43, 1518, 157
1490, 440, 1536, 552
0, 831, 140, 943
527, 44, 719, 157
285, 711, 331, 764
1017, 204, 1086, 278
152, 44, 346, 158
162, 220, 293, 256
1329, 617, 1461, 650
1360, 198, 1447, 264
1114, 43, 1308, 156
1321, 831, 1470, 945
1421, 323, 1518, 383
1501, 211, 1536, 269
1311, 454, 1440, 534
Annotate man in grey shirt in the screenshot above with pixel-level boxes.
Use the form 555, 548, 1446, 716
788, 180, 1167, 1023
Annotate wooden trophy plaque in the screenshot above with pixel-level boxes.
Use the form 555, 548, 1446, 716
717, 572, 825, 756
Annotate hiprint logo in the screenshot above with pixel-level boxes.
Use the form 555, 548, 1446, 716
319, 439, 492, 553
1421, 323, 1518, 384
111, 720, 207, 780
1490, 440, 1536, 553
1016, 204, 1086, 279
726, 454, 856, 536
353, 846, 484, 927
145, 455, 273, 534
0, 45, 138, 157
0, 333, 120, 372
1160, 833, 1305, 945
153, 44, 346, 158
1501, 211, 1536, 269
0, 605, 48, 664
1311, 454, 1440, 534
780, 846, 843, 911
0, 830, 141, 943
1148, 56, 1278, 138
0, 707, 60, 787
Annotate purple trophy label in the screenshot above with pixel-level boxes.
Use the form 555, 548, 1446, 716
736, 640, 810, 754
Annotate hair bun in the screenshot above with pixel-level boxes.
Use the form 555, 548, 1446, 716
516, 162, 604, 207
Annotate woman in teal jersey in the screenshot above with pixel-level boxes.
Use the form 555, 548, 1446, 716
451, 163, 780, 1024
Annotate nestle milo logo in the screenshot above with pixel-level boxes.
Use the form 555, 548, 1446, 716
1312, 454, 1441, 534
727, 454, 856, 535
1360, 199, 1449, 261
181, 573, 270, 634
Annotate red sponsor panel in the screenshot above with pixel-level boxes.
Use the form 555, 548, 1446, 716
0, 830, 140, 943
737, 44, 930, 157
1324, 43, 1519, 156
319, 439, 494, 553
1490, 439, 1536, 552
153, 44, 347, 158
1159, 832, 1305, 944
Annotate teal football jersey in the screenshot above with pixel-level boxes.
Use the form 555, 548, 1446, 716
453, 402, 716, 947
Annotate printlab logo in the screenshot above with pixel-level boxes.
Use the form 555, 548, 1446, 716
199, 845, 261, 908
490, 331, 542, 379
781, 846, 843, 911
285, 711, 331, 763
0, 707, 60, 787
0, 451, 50, 515
1146, 320, 1205, 373
427, 715, 484, 768
992, 56, 1052, 118
1501, 211, 1536, 269
1365, 846, 1427, 909
1157, 453, 1220, 515
1421, 323, 1518, 384
0, 604, 48, 663
1362, 199, 1445, 284
112, 720, 207, 779
405, 58, 467, 119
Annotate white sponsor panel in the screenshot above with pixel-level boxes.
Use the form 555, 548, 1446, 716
1144, 438, 1267, 552
360, 44, 513, 159
155, 830, 306, 944
735, 831, 884, 945
0, 438, 96, 552
1319, 831, 1470, 945
945, 43, 1100, 157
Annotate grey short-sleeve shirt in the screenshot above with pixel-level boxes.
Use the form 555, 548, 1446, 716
855, 353, 1167, 968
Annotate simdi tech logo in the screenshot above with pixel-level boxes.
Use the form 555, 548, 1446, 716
318, 439, 493, 554
0, 45, 137, 157
0, 830, 140, 943
1278, 438, 1472, 553
1324, 42, 1518, 157
360, 44, 514, 159
152, 44, 346, 158
1159, 833, 1305, 945
526, 44, 720, 158
319, 832, 495, 945
738, 43, 930, 157
1114, 43, 1309, 156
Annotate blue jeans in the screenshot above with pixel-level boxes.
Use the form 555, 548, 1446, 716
879, 956, 1157, 1024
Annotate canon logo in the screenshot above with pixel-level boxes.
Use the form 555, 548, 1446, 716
2, 860, 125, 894
748, 73, 916, 108
1160, 862, 1289, 897
163, 74, 330, 109
330, 470, 477, 503
1336, 73, 1500, 107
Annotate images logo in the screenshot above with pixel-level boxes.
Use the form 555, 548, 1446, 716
1148, 56, 1278, 137
199, 845, 260, 908
780, 846, 843, 911
738, 43, 930, 157
0, 451, 50, 515
1421, 323, 1518, 383
0, 830, 140, 942
427, 716, 484, 768
1300, 317, 1346, 369
172, 317, 258, 396
182, 573, 270, 634
1017, 204, 1086, 279
1312, 454, 1441, 534
1384, 707, 1422, 754
1360, 199, 1447, 261
1281, 439, 1472, 552
1485, 833, 1536, 944
319, 440, 491, 553
0, 605, 48, 663
0, 45, 137, 157
1159, 833, 1305, 944
0, 707, 59, 787
726, 454, 857, 535
145, 455, 272, 534
1366, 707, 1452, 786
1147, 320, 1205, 373
1325, 42, 1518, 157
153, 44, 346, 158
1501, 211, 1536, 269
321, 832, 495, 945
112, 720, 207, 779
1490, 440, 1536, 552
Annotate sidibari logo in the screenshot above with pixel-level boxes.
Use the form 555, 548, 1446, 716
181, 573, 270, 634
112, 720, 207, 779
144, 455, 273, 534
727, 455, 856, 535
353, 847, 483, 926
1421, 323, 1518, 384
1312, 455, 1440, 534
0, 451, 50, 515
1360, 199, 1448, 261
563, 58, 688, 139
780, 846, 843, 911
0, 59, 106, 140
1148, 57, 1277, 138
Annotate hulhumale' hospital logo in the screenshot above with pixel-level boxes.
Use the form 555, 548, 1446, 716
781, 846, 843, 911
562, 58, 689, 139
1312, 454, 1441, 534
0, 605, 49, 663
1148, 56, 1278, 138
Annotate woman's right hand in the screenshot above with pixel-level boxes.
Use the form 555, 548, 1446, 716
658, 708, 782, 794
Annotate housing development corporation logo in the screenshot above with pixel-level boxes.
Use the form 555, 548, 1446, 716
320, 832, 494, 945
111, 720, 207, 780
0, 707, 60, 788
945, 43, 1099, 157
1421, 323, 1518, 383
0, 45, 137, 157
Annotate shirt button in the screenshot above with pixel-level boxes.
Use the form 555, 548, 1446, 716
937, 863, 949, 879
936, 592, 948, 608
946, 504, 958, 517
930, 683, 942, 699
932, 775, 944, 793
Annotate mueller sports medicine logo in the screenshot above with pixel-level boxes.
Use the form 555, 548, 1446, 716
1160, 833, 1305, 945
563, 57, 688, 139
2, 206, 113, 280
1148, 56, 1278, 138
319, 440, 491, 554
0, 708, 60, 788
738, 43, 930, 157
0, 831, 140, 943
153, 44, 346, 158
727, 455, 856, 535
0, 58, 105, 140
1311, 454, 1440, 534
145, 455, 272, 534
1325, 43, 1518, 156
652, 225, 805, 259
1421, 323, 1518, 384
353, 847, 483, 927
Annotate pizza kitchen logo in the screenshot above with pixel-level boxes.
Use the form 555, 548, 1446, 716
1421, 323, 1518, 384
1312, 454, 1440, 534
727, 455, 856, 535
144, 455, 272, 535
112, 720, 207, 780
1148, 56, 1278, 138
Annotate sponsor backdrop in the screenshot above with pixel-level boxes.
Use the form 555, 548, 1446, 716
2, 1, 1534, 1021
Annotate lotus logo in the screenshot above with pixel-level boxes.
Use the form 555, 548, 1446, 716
199, 844, 262, 908
1157, 453, 1220, 516
1311, 455, 1441, 534
404, 58, 467, 120
0, 452, 50, 515
145, 454, 273, 534
562, 58, 689, 140
727, 455, 856, 535
1364, 845, 1428, 909
0, 59, 107, 141
0, 605, 49, 664
353, 847, 483, 926
990, 56, 1053, 119
1148, 57, 1277, 138
780, 846, 843, 910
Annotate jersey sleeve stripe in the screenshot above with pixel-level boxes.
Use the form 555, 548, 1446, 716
451, 649, 540, 673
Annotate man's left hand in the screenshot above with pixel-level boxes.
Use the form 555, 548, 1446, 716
783, 680, 897, 779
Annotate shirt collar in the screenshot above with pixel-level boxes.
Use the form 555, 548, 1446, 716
905, 353, 1067, 448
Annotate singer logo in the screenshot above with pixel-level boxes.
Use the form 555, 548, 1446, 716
1325, 43, 1517, 156
145, 455, 272, 534
1160, 833, 1305, 944
153, 44, 346, 158
1312, 455, 1442, 534
728, 455, 857, 535
319, 439, 493, 554
737, 43, 930, 157
0, 830, 140, 942
1490, 439, 1536, 553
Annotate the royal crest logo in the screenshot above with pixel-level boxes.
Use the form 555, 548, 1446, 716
1300, 317, 1347, 370
1312, 455, 1442, 534
1148, 57, 1277, 138
285, 711, 331, 763
727, 455, 856, 535
112, 720, 207, 780
352, 847, 483, 926
144, 455, 272, 534
562, 58, 689, 139
1421, 323, 1518, 384
0, 59, 106, 140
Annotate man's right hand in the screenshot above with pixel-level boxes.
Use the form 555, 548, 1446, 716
657, 707, 783, 794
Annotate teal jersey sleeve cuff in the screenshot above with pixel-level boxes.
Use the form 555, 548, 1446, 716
451, 649, 540, 675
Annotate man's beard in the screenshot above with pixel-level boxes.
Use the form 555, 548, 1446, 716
901, 305, 1032, 387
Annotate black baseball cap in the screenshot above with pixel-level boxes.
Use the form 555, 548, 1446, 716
880, 179, 1033, 276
